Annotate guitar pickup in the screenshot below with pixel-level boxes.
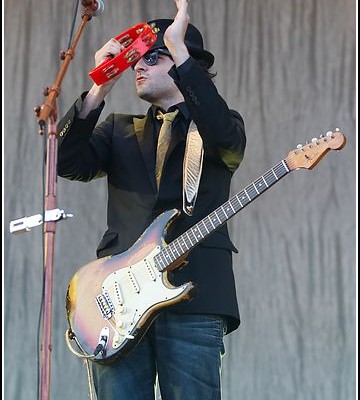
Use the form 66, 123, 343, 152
95, 290, 115, 319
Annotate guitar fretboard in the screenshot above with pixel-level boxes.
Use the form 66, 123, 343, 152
155, 159, 290, 271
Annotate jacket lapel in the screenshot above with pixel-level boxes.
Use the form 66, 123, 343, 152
133, 112, 188, 193
133, 115, 157, 193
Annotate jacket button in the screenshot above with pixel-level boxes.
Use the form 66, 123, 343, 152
186, 86, 194, 95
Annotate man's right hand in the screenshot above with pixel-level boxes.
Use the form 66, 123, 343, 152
94, 38, 122, 68
79, 38, 124, 119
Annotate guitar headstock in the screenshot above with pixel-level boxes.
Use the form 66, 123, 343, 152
285, 129, 346, 171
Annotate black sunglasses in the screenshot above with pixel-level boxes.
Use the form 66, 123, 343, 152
132, 48, 172, 69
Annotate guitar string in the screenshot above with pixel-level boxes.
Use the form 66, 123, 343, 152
155, 160, 290, 270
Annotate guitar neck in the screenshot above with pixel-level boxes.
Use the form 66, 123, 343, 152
155, 159, 291, 271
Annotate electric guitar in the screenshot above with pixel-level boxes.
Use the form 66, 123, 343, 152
65, 129, 346, 363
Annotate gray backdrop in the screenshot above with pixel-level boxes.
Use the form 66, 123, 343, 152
3, 0, 356, 399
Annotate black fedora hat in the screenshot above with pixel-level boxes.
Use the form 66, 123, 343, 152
147, 19, 215, 67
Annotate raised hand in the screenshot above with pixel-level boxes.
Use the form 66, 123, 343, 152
164, 0, 190, 66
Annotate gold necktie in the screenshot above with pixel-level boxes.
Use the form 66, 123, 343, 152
155, 109, 179, 188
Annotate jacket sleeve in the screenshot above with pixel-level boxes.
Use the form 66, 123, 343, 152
57, 93, 113, 181
168, 57, 246, 172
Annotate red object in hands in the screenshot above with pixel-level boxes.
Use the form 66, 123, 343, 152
89, 22, 157, 85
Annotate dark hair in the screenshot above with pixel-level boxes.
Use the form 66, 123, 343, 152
196, 59, 217, 80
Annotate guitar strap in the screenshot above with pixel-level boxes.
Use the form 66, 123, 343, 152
182, 120, 204, 216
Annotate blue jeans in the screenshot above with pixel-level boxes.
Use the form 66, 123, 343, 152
92, 312, 227, 400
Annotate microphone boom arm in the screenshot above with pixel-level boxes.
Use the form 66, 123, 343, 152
35, 8, 96, 128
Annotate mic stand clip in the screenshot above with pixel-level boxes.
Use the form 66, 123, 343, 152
9, 208, 74, 234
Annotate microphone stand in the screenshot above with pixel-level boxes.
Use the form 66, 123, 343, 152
33, 3, 99, 399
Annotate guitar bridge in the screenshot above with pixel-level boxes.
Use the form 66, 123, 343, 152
95, 290, 115, 319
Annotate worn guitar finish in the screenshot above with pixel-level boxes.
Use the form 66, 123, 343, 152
66, 130, 346, 363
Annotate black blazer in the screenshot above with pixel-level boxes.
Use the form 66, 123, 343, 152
57, 57, 246, 333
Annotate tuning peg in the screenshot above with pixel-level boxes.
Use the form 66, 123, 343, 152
311, 138, 318, 143
296, 144, 303, 149
326, 131, 333, 137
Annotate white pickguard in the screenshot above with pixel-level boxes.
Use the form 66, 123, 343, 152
100, 246, 188, 350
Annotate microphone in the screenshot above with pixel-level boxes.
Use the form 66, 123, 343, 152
81, 0, 105, 17
93, 0, 105, 16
